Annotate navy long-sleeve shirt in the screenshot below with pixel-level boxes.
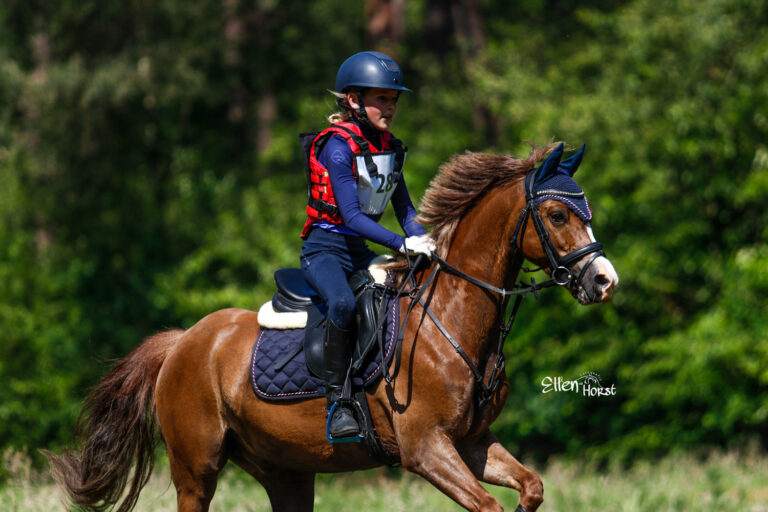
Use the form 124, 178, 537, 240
315, 121, 425, 251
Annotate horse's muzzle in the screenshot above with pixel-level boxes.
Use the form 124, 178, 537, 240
572, 255, 618, 305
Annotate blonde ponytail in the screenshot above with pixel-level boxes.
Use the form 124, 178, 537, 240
328, 110, 354, 124
327, 90, 354, 124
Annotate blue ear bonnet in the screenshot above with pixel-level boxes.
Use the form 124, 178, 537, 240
531, 143, 592, 222
534, 173, 592, 222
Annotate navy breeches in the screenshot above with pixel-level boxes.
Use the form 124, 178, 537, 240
300, 228, 377, 330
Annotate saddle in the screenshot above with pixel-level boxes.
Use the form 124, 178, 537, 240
269, 267, 386, 379
254, 266, 398, 461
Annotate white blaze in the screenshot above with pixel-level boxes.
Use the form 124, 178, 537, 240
586, 224, 619, 287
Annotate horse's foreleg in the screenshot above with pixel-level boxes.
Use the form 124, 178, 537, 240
457, 429, 543, 512
400, 431, 504, 512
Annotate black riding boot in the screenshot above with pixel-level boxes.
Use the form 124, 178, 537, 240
324, 319, 360, 438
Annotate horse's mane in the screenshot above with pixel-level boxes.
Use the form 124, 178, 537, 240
417, 141, 561, 258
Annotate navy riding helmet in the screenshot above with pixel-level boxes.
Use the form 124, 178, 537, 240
335, 51, 411, 93
335, 51, 411, 128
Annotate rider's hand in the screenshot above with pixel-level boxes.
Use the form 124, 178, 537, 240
400, 234, 436, 257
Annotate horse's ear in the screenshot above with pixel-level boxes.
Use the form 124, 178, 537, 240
560, 144, 586, 176
534, 142, 564, 184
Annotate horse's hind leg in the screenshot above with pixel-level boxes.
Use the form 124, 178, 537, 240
156, 380, 227, 510
229, 452, 315, 512
169, 458, 222, 512
260, 469, 315, 512
457, 429, 544, 512
164, 423, 227, 512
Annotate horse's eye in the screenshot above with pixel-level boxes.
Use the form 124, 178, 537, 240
549, 211, 567, 224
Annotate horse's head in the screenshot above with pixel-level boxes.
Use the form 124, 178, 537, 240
516, 143, 618, 304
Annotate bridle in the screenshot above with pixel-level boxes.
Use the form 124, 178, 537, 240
380, 170, 607, 407
510, 170, 605, 290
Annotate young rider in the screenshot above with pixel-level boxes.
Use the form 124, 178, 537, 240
300, 51, 434, 438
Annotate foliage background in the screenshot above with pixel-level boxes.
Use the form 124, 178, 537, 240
0, 0, 766, 473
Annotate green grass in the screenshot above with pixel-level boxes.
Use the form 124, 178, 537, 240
2, 449, 768, 511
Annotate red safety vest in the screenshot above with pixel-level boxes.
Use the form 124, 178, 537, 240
299, 122, 404, 238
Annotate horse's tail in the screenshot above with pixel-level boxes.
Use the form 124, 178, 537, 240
44, 329, 184, 511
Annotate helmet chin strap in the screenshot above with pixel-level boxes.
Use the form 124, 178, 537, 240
340, 88, 375, 129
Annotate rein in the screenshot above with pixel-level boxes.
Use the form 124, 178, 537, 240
380, 171, 606, 408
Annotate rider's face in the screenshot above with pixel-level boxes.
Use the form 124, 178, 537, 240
348, 88, 399, 131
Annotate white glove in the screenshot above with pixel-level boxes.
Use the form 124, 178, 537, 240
400, 234, 436, 257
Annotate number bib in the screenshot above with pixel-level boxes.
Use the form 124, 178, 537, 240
353, 151, 407, 215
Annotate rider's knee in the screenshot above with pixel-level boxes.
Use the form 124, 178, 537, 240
329, 294, 355, 329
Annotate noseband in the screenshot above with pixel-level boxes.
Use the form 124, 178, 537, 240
510, 171, 605, 289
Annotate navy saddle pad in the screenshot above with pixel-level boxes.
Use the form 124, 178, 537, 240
250, 293, 399, 401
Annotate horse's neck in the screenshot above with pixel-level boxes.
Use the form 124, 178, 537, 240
447, 182, 525, 291
434, 182, 525, 358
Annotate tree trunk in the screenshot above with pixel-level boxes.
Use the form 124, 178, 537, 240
365, 0, 406, 56
447, 0, 498, 146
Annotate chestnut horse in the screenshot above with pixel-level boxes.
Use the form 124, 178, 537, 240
47, 142, 618, 512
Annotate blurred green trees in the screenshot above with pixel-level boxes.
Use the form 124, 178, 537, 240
0, 0, 765, 466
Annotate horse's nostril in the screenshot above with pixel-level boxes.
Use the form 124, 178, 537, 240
595, 274, 609, 287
